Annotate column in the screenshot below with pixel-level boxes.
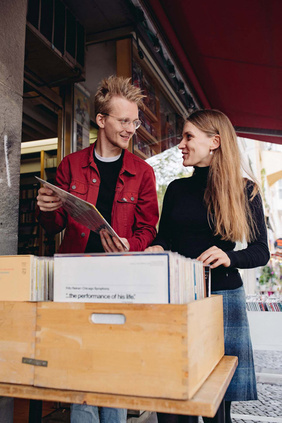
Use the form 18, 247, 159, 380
0, 0, 28, 255
0, 0, 27, 418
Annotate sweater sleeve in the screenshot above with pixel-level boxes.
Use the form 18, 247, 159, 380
226, 183, 270, 269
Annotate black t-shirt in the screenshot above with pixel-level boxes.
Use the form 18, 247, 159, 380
85, 150, 123, 253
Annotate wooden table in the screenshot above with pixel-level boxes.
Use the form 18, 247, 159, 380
0, 356, 237, 422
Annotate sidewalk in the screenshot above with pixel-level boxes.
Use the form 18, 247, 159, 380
231, 349, 282, 423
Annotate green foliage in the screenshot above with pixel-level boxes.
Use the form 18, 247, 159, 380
259, 265, 277, 286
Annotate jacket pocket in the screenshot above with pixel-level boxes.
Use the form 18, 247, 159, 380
116, 191, 138, 227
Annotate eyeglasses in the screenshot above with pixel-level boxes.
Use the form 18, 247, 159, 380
102, 113, 141, 130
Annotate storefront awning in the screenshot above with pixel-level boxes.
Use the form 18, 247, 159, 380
143, 0, 282, 144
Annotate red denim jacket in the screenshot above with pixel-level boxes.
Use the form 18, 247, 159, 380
37, 144, 159, 252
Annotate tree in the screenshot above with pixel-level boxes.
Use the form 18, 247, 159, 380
147, 146, 192, 210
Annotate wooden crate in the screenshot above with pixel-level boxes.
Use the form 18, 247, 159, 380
33, 296, 224, 400
0, 296, 224, 400
0, 302, 36, 385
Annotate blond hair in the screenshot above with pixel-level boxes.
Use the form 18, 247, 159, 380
187, 109, 258, 243
94, 75, 145, 116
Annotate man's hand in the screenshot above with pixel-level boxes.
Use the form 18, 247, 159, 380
37, 186, 62, 212
100, 229, 129, 252
197, 246, 230, 269
145, 245, 164, 253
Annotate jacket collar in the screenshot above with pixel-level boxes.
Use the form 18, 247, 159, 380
121, 149, 136, 176
80, 143, 95, 168
81, 143, 136, 176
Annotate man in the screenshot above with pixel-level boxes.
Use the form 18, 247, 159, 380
37, 75, 159, 423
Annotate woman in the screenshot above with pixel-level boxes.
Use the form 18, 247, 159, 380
147, 109, 270, 423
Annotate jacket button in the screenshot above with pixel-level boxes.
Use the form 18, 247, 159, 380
92, 179, 97, 183
81, 232, 85, 237
122, 197, 127, 202
131, 197, 134, 201
72, 185, 76, 189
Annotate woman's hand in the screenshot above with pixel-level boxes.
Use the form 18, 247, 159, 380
197, 246, 230, 268
100, 229, 129, 252
37, 186, 62, 212
144, 245, 164, 253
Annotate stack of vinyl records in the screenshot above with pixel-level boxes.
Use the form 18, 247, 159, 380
53, 251, 209, 304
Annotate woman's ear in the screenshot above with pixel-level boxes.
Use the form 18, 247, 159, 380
96, 113, 105, 129
210, 134, 221, 151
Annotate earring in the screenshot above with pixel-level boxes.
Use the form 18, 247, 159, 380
210, 150, 213, 155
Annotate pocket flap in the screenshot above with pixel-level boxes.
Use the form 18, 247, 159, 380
69, 180, 88, 195
117, 192, 138, 204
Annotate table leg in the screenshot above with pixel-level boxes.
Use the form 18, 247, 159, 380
215, 399, 225, 423
158, 413, 199, 422
202, 399, 225, 423
29, 399, 42, 423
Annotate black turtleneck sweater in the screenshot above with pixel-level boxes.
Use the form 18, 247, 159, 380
153, 166, 270, 291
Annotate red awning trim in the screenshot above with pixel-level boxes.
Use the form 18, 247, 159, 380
143, 0, 282, 144
142, 0, 210, 109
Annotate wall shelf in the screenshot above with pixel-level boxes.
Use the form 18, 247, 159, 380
19, 143, 59, 256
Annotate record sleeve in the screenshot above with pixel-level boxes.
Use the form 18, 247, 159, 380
35, 176, 129, 250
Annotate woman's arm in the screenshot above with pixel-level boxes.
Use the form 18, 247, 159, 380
198, 182, 270, 269
226, 187, 270, 268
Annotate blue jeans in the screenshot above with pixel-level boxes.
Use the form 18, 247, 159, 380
70, 404, 127, 423
0, 397, 14, 423
212, 286, 257, 401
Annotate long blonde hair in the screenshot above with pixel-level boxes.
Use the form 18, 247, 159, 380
186, 109, 258, 243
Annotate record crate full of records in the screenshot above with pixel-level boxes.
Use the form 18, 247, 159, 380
0, 252, 222, 402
